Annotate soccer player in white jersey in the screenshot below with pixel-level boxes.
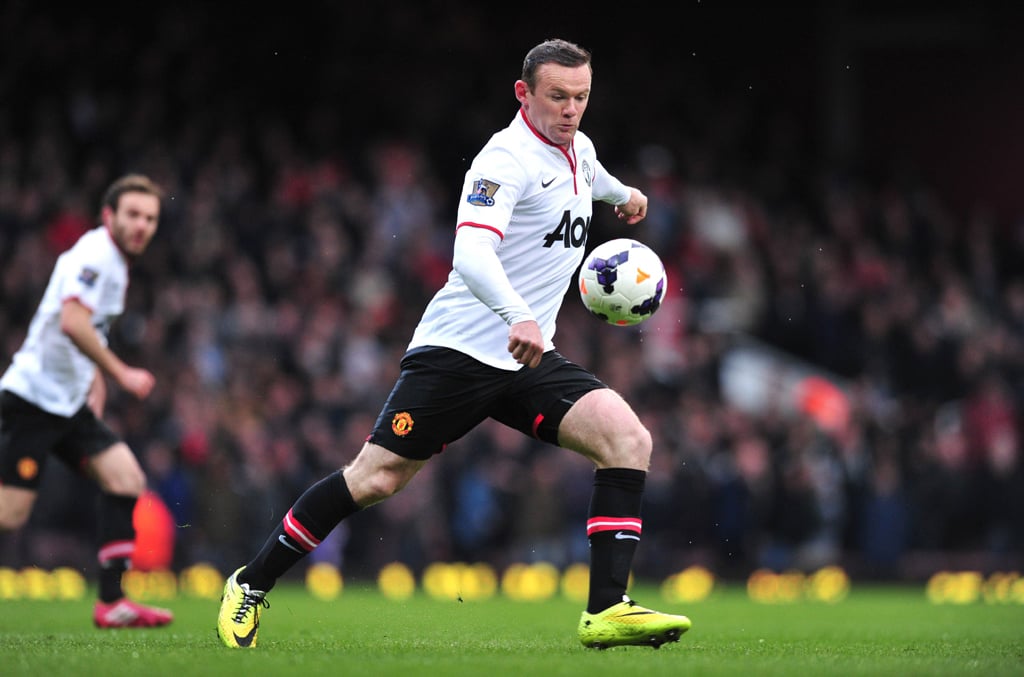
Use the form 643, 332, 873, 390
0, 174, 172, 628
218, 38, 691, 649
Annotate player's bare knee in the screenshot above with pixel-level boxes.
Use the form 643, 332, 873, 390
346, 464, 409, 506
0, 503, 32, 530
585, 421, 651, 470
97, 466, 147, 497
89, 443, 146, 496
344, 443, 423, 506
0, 513, 27, 530
362, 468, 408, 502
617, 422, 652, 469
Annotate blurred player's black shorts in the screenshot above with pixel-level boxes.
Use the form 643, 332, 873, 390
0, 390, 120, 489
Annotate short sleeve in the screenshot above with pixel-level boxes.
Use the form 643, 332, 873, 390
55, 247, 109, 311
456, 145, 526, 238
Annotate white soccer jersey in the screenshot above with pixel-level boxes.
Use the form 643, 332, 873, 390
1, 226, 129, 416
409, 109, 630, 370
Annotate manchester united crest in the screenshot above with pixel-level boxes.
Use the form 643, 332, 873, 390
17, 457, 39, 481
581, 159, 593, 187
391, 412, 414, 437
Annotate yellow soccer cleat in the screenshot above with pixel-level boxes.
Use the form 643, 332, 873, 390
578, 596, 691, 649
217, 566, 269, 648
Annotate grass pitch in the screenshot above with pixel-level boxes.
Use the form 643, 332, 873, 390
1, 583, 1022, 676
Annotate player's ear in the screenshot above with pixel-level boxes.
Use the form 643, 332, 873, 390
100, 205, 115, 228
514, 80, 530, 105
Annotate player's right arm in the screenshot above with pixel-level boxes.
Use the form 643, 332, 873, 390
60, 298, 155, 400
452, 225, 544, 368
453, 139, 546, 367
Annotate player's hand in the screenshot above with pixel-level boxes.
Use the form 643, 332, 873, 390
118, 366, 156, 400
508, 320, 544, 368
614, 187, 648, 224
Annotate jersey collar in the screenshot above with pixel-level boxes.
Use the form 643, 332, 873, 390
517, 109, 578, 186
518, 108, 575, 154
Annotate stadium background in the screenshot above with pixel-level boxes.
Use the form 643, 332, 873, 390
0, 1, 1022, 585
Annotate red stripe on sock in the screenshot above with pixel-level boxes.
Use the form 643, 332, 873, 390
586, 517, 642, 537
283, 509, 321, 551
98, 540, 135, 564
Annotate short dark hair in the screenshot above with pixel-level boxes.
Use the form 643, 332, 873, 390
102, 173, 164, 213
521, 39, 592, 91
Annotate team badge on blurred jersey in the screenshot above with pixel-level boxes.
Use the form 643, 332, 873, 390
78, 267, 99, 287
581, 160, 593, 187
17, 457, 39, 481
467, 178, 500, 207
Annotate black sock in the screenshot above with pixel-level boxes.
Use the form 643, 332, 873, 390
98, 562, 128, 603
586, 467, 646, 614
97, 493, 138, 603
240, 470, 360, 592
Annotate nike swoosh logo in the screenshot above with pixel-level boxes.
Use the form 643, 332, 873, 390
233, 624, 258, 647
541, 177, 556, 188
614, 531, 640, 541
278, 534, 303, 553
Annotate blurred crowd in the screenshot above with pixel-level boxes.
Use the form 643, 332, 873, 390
1, 4, 1022, 582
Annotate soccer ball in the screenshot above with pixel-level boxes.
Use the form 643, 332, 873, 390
578, 238, 667, 326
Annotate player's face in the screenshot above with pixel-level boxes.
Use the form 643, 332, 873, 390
105, 191, 160, 257
516, 63, 591, 148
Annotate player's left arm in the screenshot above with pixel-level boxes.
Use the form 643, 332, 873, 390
60, 298, 155, 400
613, 187, 648, 224
591, 159, 647, 224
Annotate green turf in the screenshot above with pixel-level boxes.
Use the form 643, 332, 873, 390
2, 584, 1022, 676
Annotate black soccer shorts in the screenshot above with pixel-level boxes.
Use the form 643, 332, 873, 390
367, 347, 608, 460
0, 390, 121, 489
